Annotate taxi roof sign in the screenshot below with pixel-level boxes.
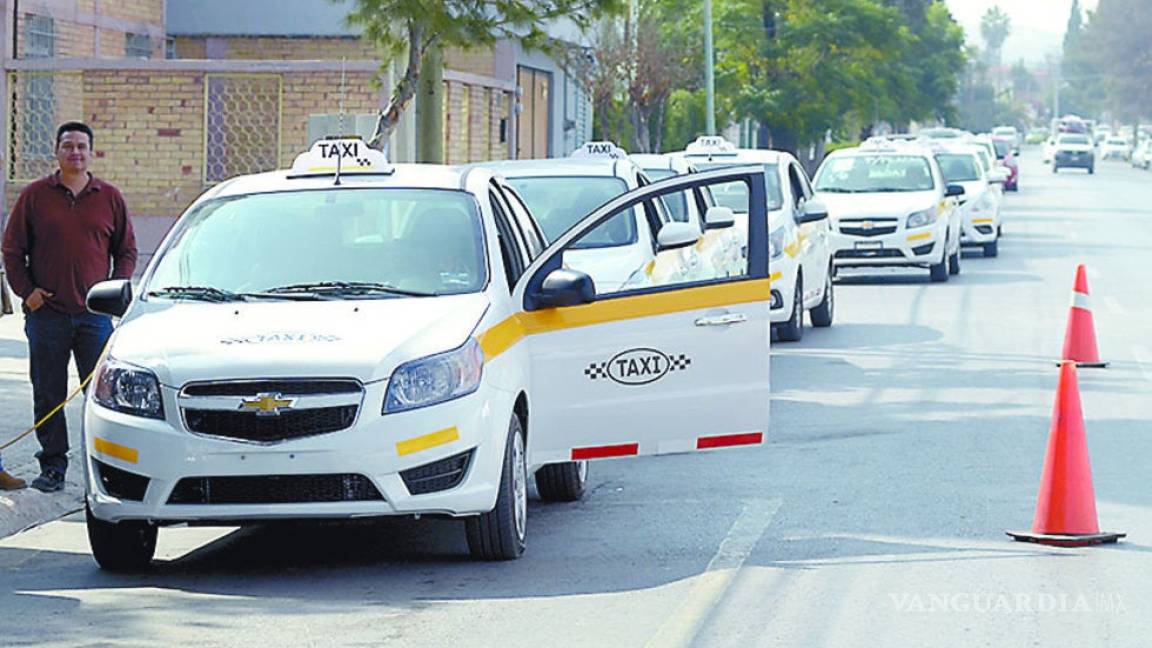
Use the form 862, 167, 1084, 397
570, 141, 629, 160
289, 137, 393, 178
685, 135, 737, 155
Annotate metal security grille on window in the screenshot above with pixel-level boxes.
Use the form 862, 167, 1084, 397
16, 15, 56, 170
204, 74, 281, 183
126, 33, 152, 59
9, 71, 83, 181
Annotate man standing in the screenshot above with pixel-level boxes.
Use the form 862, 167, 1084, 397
1, 122, 137, 492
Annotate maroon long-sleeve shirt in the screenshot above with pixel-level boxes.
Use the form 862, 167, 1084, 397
2, 172, 137, 315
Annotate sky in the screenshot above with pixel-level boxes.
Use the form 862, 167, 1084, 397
945, 0, 1100, 65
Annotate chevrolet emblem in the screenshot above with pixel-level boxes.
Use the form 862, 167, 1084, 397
862, 220, 875, 230
240, 393, 297, 417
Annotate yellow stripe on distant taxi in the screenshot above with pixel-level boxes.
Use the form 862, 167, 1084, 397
906, 232, 933, 242
396, 427, 460, 457
769, 271, 782, 285
478, 279, 771, 362
972, 218, 995, 224
94, 437, 138, 464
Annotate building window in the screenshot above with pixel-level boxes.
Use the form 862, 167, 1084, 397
165, 37, 177, 59
204, 74, 282, 183
126, 33, 153, 58
21, 15, 56, 163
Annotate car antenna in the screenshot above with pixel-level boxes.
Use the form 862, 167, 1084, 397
334, 57, 348, 186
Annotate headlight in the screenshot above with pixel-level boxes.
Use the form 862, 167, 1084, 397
906, 208, 938, 228
93, 358, 164, 419
384, 338, 484, 414
769, 227, 787, 260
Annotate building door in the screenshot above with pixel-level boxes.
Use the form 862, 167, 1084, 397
516, 66, 551, 159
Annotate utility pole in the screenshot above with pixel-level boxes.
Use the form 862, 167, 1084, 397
704, 0, 716, 135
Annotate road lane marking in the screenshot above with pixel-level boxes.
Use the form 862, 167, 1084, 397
645, 498, 781, 648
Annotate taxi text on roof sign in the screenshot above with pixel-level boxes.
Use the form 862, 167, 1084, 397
290, 137, 394, 177
571, 141, 629, 160
685, 135, 737, 155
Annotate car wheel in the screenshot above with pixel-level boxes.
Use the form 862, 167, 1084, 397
983, 238, 999, 258
775, 277, 804, 342
466, 415, 527, 560
535, 460, 588, 502
1089, 166, 1095, 174
809, 270, 834, 328
86, 503, 157, 572
1052, 165, 1060, 173
929, 253, 949, 282
948, 246, 961, 276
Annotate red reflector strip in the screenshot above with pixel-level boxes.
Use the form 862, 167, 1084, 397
697, 432, 763, 450
571, 443, 639, 460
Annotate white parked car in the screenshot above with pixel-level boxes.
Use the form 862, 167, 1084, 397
81, 138, 774, 570
991, 126, 1021, 149
1100, 136, 1131, 161
1131, 140, 1152, 169
678, 136, 834, 342
813, 140, 964, 282
933, 144, 1003, 257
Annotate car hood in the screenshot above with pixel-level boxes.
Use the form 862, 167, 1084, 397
815, 191, 939, 222
109, 294, 490, 387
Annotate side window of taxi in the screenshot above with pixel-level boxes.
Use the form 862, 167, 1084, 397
787, 164, 808, 210
488, 185, 528, 290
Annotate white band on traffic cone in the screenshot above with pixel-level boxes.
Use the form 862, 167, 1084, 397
1071, 290, 1092, 311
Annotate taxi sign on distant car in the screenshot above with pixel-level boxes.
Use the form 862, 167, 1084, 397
570, 141, 629, 160
685, 135, 738, 155
289, 137, 393, 176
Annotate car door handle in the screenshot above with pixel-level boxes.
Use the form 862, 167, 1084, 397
695, 313, 747, 327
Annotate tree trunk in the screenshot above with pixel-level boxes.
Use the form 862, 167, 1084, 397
369, 20, 425, 152
630, 104, 651, 153
416, 40, 444, 163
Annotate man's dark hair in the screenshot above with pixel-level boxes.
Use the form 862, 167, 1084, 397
56, 121, 94, 147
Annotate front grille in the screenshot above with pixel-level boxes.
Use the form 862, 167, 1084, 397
95, 459, 150, 501
184, 406, 358, 442
167, 473, 383, 505
839, 225, 897, 237
183, 380, 361, 397
401, 450, 474, 495
836, 249, 904, 259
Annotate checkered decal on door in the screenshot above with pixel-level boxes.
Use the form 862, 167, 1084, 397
668, 354, 691, 371
585, 362, 610, 380
585, 352, 692, 381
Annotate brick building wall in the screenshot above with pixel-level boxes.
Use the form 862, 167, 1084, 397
13, 0, 164, 59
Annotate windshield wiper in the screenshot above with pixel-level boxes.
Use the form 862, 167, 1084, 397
264, 281, 437, 298
816, 188, 859, 193
869, 187, 915, 193
148, 286, 247, 302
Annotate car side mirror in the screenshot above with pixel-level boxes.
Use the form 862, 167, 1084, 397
87, 279, 133, 317
796, 198, 829, 224
945, 184, 965, 198
656, 221, 700, 251
703, 206, 736, 230
532, 269, 596, 308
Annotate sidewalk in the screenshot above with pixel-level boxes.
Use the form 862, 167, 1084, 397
0, 309, 86, 538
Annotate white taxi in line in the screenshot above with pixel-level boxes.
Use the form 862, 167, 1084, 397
932, 144, 1003, 257
813, 139, 964, 282
81, 138, 774, 570
475, 142, 702, 292
677, 136, 833, 342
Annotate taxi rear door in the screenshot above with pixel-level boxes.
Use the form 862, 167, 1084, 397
506, 167, 771, 464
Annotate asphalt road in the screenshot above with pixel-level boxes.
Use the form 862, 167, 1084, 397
2, 150, 1150, 647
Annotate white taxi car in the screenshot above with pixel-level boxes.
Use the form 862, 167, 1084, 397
476, 142, 701, 292
1100, 136, 1131, 161
813, 139, 964, 282
678, 136, 833, 342
933, 144, 1002, 257
81, 138, 773, 570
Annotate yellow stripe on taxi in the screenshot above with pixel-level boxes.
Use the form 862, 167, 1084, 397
396, 427, 461, 457
94, 437, 139, 464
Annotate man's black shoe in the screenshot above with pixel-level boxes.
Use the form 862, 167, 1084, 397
31, 469, 65, 493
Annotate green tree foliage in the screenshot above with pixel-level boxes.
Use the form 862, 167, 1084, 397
893, 2, 966, 125
1060, 0, 1105, 119
342, 0, 623, 154
1082, 0, 1152, 123
979, 6, 1011, 67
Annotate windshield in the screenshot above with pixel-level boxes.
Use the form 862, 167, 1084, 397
148, 189, 486, 298
814, 155, 935, 193
1059, 135, 1091, 145
935, 154, 981, 182
507, 176, 636, 247
991, 139, 1012, 158
691, 162, 783, 211
993, 128, 1015, 136
643, 168, 691, 223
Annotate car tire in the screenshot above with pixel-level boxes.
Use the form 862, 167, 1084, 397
983, 239, 999, 258
1052, 165, 1060, 173
929, 254, 949, 283
948, 246, 961, 276
1089, 166, 1095, 174
809, 271, 834, 328
535, 460, 588, 502
775, 277, 804, 342
465, 415, 527, 561
86, 503, 157, 572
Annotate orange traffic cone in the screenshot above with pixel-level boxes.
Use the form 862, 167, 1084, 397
1007, 362, 1124, 547
1060, 265, 1107, 368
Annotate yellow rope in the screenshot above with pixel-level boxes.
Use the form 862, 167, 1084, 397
0, 372, 95, 452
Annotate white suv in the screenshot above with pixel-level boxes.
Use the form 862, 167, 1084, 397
813, 140, 964, 282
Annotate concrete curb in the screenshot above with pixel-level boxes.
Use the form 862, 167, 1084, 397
0, 458, 85, 539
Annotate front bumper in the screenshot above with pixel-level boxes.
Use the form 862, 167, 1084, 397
960, 207, 999, 245
84, 382, 511, 524
829, 224, 946, 268
768, 256, 799, 324
1054, 152, 1094, 168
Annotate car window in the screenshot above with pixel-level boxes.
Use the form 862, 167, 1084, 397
643, 168, 693, 224
692, 162, 783, 210
1059, 135, 1091, 145
149, 188, 487, 297
935, 154, 982, 183
506, 175, 638, 248
497, 184, 546, 259
489, 191, 527, 290
814, 155, 935, 193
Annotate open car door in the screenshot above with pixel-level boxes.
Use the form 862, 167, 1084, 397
504, 166, 771, 464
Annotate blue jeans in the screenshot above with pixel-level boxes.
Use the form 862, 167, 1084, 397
24, 307, 113, 475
